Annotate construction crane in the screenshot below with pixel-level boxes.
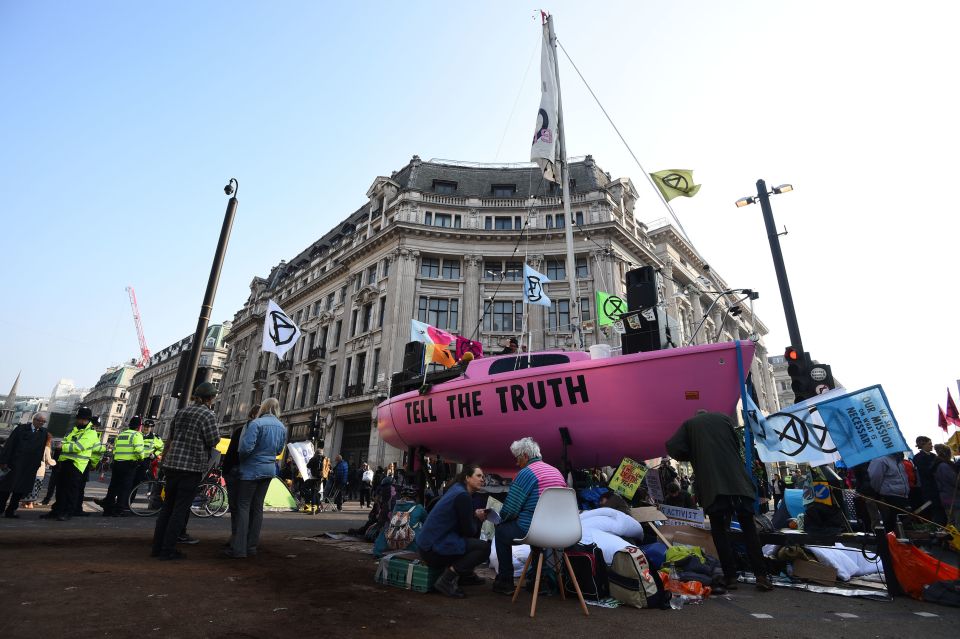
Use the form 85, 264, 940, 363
125, 286, 151, 368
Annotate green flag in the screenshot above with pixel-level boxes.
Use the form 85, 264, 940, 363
596, 290, 627, 326
650, 169, 701, 202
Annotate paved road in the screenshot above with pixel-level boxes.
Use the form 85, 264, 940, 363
2, 477, 956, 638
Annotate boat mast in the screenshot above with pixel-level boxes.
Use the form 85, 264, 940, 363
546, 14, 582, 350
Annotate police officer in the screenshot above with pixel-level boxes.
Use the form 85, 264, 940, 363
102, 416, 144, 516
133, 419, 163, 490
42, 406, 100, 521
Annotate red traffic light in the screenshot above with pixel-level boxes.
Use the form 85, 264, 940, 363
784, 347, 800, 361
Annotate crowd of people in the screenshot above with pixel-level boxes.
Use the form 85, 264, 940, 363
4, 390, 959, 601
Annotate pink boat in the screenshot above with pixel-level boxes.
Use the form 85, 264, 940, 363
376, 340, 754, 472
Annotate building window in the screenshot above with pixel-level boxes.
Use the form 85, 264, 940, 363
333, 320, 342, 348
350, 309, 358, 337
381, 258, 390, 279
426, 212, 454, 227
575, 211, 584, 226
441, 259, 461, 279
418, 297, 459, 331
545, 214, 554, 228
378, 297, 387, 328
492, 184, 517, 197
545, 259, 565, 280
343, 358, 352, 395
372, 348, 381, 388
354, 273, 362, 292
484, 217, 493, 230
580, 296, 592, 321
483, 300, 522, 332
367, 265, 377, 285
300, 373, 310, 408
549, 299, 571, 332
576, 257, 589, 278
555, 213, 565, 228
494, 216, 513, 230
361, 303, 373, 333
483, 260, 522, 281
326, 293, 335, 310
327, 365, 337, 399
420, 257, 440, 278
433, 180, 457, 194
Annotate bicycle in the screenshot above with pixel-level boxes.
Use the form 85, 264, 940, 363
127, 477, 228, 518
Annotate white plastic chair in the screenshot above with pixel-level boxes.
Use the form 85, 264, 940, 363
511, 487, 589, 617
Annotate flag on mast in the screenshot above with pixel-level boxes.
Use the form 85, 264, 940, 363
650, 169, 701, 201
410, 319, 456, 368
938, 405, 949, 432
530, 21, 559, 183
523, 264, 552, 307
947, 389, 960, 427
261, 299, 301, 359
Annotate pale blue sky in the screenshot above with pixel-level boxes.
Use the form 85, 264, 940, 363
2, 1, 958, 445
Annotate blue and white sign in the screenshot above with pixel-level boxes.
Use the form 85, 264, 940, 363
813, 385, 909, 467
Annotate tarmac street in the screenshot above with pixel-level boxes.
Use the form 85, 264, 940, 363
1, 486, 958, 639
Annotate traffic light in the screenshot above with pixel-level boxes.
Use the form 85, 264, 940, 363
785, 347, 836, 402
785, 346, 814, 402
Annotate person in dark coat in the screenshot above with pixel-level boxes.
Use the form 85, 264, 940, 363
0, 413, 50, 518
666, 410, 772, 591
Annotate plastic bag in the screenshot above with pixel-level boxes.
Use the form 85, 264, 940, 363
660, 572, 712, 598
887, 532, 960, 600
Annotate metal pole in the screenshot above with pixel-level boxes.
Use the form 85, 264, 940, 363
178, 180, 239, 409
755, 179, 803, 353
547, 14, 582, 350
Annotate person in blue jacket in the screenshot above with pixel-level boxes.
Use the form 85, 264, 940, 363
225, 398, 287, 558
417, 463, 490, 598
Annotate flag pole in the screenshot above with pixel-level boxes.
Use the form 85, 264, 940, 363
547, 13, 583, 351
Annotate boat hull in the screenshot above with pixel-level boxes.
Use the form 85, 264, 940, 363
376, 341, 754, 471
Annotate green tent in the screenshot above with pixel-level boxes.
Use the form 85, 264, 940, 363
263, 477, 298, 512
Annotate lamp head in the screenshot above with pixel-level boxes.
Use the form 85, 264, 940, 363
735, 196, 755, 207
224, 178, 238, 196
772, 184, 793, 194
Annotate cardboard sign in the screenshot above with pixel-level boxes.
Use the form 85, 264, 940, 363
645, 469, 664, 503
608, 457, 647, 499
657, 504, 707, 529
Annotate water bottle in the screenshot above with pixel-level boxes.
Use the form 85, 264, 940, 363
668, 563, 684, 610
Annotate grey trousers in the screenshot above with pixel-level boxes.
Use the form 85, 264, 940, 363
230, 477, 271, 557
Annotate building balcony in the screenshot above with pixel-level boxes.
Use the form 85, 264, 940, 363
344, 383, 365, 398
306, 346, 326, 369
253, 369, 268, 388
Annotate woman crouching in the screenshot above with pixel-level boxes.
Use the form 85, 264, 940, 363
417, 464, 490, 598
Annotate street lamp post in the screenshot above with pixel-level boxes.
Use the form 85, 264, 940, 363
178, 179, 239, 409
736, 179, 803, 353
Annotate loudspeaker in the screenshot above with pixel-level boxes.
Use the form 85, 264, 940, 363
623, 266, 668, 354
171, 348, 193, 398
402, 341, 425, 374
135, 378, 153, 417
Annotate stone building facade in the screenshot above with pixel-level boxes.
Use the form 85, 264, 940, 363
218, 155, 781, 469
81, 363, 139, 443
123, 323, 230, 440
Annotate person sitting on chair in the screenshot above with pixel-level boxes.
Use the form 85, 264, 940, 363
491, 437, 566, 595
417, 464, 490, 598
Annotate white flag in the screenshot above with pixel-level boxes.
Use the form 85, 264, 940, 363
530, 24, 559, 183
523, 264, 552, 307
262, 299, 301, 359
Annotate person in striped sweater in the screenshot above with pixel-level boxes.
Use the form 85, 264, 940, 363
492, 437, 566, 595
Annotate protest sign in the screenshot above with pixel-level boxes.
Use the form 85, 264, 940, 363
608, 457, 647, 499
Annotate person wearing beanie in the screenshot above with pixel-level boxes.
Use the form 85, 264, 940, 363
151, 382, 220, 560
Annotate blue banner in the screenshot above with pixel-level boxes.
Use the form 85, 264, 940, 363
814, 385, 909, 467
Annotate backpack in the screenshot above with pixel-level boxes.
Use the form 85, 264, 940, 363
563, 543, 610, 601
608, 545, 671, 609
386, 509, 416, 550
